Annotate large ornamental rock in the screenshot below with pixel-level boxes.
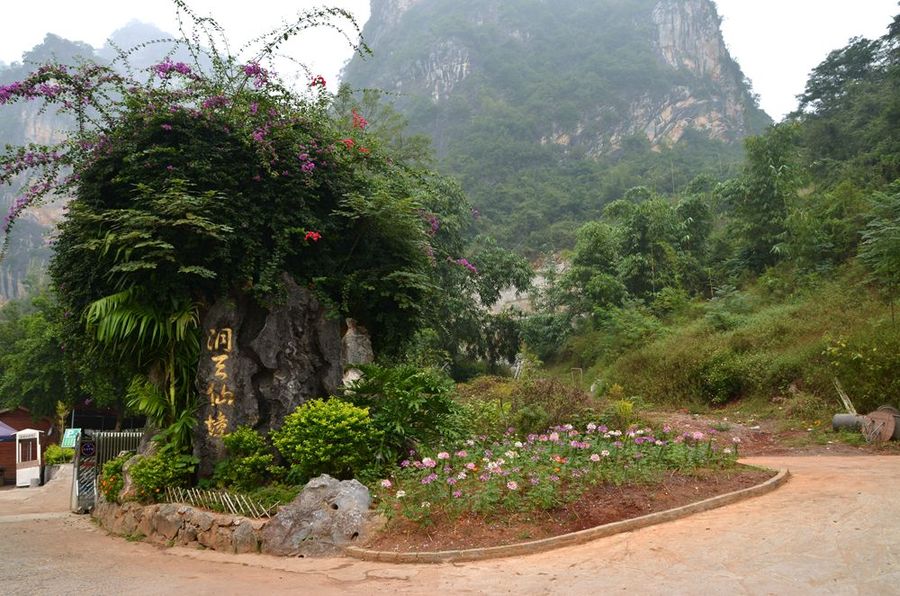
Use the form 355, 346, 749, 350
341, 318, 375, 386
260, 475, 376, 556
194, 275, 342, 476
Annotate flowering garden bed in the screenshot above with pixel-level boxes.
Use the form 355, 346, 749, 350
366, 424, 771, 552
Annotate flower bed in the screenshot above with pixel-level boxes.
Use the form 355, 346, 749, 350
375, 424, 741, 523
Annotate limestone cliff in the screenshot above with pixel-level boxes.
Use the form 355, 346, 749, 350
342, 0, 769, 248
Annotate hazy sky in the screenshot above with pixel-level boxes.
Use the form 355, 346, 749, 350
1, 1, 897, 120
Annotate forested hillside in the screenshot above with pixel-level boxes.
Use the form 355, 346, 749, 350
523, 15, 900, 413
343, 0, 771, 251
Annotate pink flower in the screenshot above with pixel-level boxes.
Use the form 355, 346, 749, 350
465, 462, 476, 471
352, 109, 368, 129
455, 450, 468, 458
304, 231, 321, 242
422, 457, 436, 468
437, 452, 450, 460
590, 453, 601, 462
380, 479, 392, 488
506, 481, 518, 491
452, 490, 463, 498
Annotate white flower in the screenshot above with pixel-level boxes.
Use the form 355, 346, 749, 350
732, 436, 742, 444
723, 448, 733, 454
514, 441, 524, 448
396, 490, 406, 498
420, 501, 431, 509
504, 450, 518, 459
601, 450, 610, 457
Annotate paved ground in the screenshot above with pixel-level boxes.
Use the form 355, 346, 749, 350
1, 456, 898, 594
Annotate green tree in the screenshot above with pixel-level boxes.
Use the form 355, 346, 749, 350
721, 123, 803, 273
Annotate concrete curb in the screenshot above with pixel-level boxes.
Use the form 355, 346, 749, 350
345, 467, 790, 564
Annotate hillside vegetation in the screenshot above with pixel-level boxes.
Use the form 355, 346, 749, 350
529, 15, 900, 414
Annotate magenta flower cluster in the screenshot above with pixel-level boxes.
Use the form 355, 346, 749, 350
242, 63, 269, 88
449, 257, 478, 274
153, 59, 192, 78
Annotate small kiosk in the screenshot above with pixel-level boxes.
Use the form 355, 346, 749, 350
15, 428, 44, 487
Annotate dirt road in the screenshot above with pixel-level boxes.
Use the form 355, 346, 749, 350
1, 456, 898, 594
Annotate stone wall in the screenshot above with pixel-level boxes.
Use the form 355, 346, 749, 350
93, 501, 264, 554
92, 475, 382, 557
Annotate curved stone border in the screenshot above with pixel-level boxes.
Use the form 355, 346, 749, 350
345, 467, 790, 564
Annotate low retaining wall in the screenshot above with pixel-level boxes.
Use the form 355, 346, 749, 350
93, 500, 264, 554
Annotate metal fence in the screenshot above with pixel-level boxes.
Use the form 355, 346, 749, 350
71, 429, 143, 513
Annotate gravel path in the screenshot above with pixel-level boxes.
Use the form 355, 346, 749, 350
1, 456, 898, 594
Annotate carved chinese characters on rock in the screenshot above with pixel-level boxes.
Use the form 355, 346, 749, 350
205, 328, 234, 437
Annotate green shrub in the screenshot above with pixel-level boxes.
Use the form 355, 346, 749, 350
825, 323, 900, 411
343, 364, 461, 463
212, 426, 284, 492
509, 378, 598, 435
98, 453, 133, 503
243, 484, 302, 510
44, 444, 75, 465
782, 391, 831, 422
699, 352, 748, 404
456, 375, 598, 437
606, 399, 635, 429
129, 451, 195, 503
272, 398, 380, 483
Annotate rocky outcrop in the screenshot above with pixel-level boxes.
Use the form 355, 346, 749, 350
348, 0, 768, 156
261, 475, 380, 556
194, 275, 342, 476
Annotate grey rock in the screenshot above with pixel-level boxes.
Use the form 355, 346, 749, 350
178, 526, 198, 545
341, 318, 374, 367
119, 454, 146, 502
260, 474, 373, 556
153, 504, 183, 540
187, 509, 214, 532
194, 275, 342, 476
232, 520, 259, 554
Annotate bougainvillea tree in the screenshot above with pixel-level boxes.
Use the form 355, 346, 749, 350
0, 4, 527, 449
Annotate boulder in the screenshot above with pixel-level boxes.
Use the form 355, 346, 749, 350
232, 520, 259, 554
153, 503, 183, 541
260, 475, 373, 556
194, 275, 342, 476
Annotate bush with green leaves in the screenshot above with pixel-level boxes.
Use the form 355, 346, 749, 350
129, 450, 196, 503
98, 453, 132, 504
212, 426, 284, 492
271, 398, 380, 483
342, 364, 463, 464
43, 444, 75, 465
